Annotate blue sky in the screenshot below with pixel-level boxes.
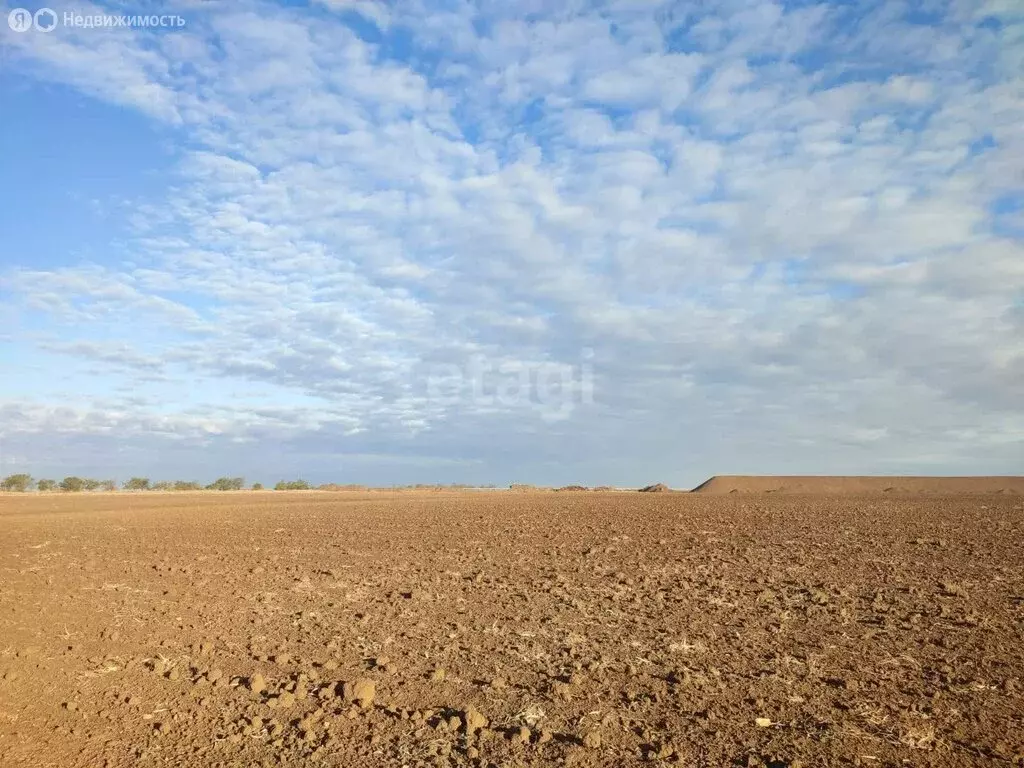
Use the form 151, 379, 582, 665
0, 0, 1021, 487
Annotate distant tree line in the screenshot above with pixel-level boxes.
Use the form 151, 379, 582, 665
3, 474, 499, 493
123, 477, 246, 491
0, 475, 286, 492
1, 474, 117, 493
274, 479, 311, 490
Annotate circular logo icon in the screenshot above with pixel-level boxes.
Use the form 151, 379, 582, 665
7, 8, 33, 32
34, 8, 57, 32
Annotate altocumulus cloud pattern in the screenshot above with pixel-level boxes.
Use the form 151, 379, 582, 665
0, 0, 1021, 486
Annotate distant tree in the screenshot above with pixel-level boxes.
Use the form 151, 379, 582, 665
37, 478, 57, 492
124, 477, 151, 491
152, 481, 172, 491
207, 477, 244, 491
82, 478, 102, 492
173, 480, 203, 491
100, 479, 117, 492
274, 479, 310, 491
252, 483, 264, 491
59, 476, 86, 492
1, 473, 33, 492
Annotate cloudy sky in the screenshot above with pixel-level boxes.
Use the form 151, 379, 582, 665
0, 0, 1021, 488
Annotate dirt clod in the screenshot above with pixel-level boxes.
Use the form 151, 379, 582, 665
248, 673, 265, 694
464, 706, 487, 735
343, 678, 376, 709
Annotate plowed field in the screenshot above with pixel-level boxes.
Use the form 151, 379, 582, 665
2, 491, 1022, 767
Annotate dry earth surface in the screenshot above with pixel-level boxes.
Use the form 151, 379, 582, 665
1, 490, 1023, 768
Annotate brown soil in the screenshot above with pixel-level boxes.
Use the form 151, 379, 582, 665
1, 491, 1023, 767
691, 475, 1024, 494
639, 484, 672, 493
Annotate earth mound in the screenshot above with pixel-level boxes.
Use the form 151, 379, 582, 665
638, 483, 671, 493
690, 475, 1024, 494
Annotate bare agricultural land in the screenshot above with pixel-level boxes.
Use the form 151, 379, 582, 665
1, 490, 1023, 767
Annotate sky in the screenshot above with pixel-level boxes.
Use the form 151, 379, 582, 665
0, 0, 1021, 488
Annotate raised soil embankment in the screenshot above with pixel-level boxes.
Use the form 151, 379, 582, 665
691, 475, 1024, 494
